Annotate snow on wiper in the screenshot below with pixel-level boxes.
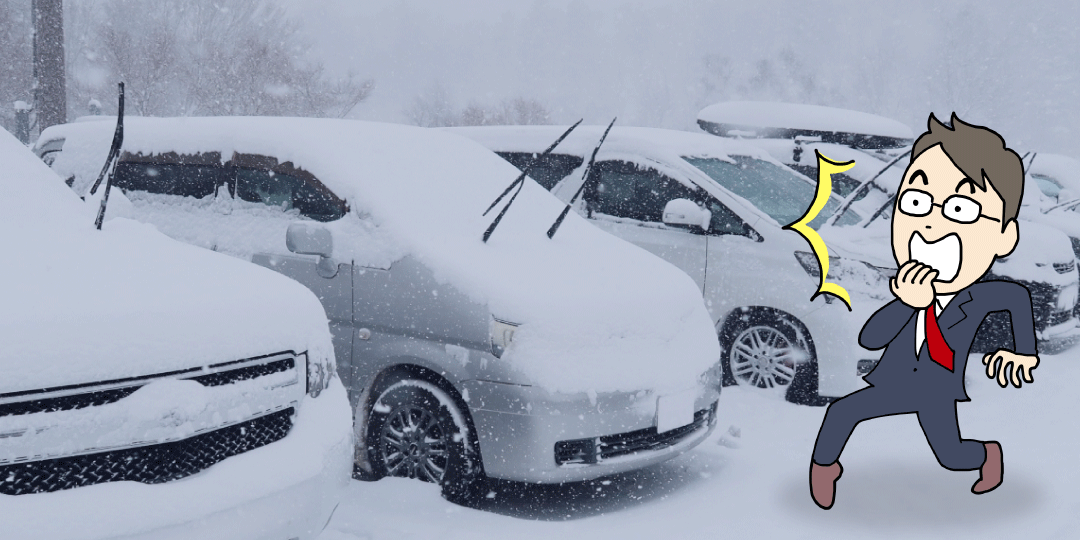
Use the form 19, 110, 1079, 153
481, 119, 582, 243
89, 82, 125, 230
547, 117, 616, 239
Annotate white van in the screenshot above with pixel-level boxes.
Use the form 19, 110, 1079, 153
453, 125, 880, 405
0, 126, 352, 539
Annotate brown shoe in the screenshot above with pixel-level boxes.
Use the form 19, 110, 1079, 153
810, 461, 843, 509
972, 441, 1003, 494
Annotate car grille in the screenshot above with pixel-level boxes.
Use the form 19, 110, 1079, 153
0, 408, 293, 496
0, 357, 294, 418
555, 403, 715, 466
1054, 260, 1076, 274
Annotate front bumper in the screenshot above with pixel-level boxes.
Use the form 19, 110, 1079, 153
462, 380, 719, 483
0, 379, 353, 540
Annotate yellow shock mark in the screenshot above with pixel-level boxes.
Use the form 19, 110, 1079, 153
783, 150, 856, 310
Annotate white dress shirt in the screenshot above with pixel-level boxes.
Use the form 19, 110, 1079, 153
915, 293, 957, 356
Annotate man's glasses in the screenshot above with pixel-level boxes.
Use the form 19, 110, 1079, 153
897, 189, 1000, 224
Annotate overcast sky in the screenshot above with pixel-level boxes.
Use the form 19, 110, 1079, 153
289, 0, 1080, 156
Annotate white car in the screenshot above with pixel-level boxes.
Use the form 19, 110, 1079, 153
0, 128, 352, 539
34, 117, 723, 496
697, 102, 1080, 349
453, 125, 880, 405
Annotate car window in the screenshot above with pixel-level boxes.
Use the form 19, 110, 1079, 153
585, 159, 755, 237
685, 156, 853, 229
235, 167, 346, 222
113, 161, 229, 199
586, 160, 704, 223
1031, 174, 1063, 198
496, 152, 584, 190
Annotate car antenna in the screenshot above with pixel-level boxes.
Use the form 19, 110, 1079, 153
481, 119, 582, 243
89, 82, 125, 230
482, 119, 582, 217
546, 117, 616, 239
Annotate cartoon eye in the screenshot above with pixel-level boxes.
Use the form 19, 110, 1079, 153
942, 195, 982, 224
898, 189, 933, 217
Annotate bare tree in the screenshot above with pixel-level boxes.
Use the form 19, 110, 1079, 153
66, 0, 373, 118
406, 84, 551, 127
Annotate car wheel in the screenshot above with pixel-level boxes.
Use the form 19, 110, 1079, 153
366, 377, 485, 506
720, 311, 825, 406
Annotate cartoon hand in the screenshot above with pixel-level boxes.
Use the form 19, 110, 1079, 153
890, 260, 938, 309
982, 350, 1039, 388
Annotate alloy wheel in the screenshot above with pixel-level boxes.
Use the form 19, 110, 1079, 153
379, 406, 449, 483
729, 325, 798, 389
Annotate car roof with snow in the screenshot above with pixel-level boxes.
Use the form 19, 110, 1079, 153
38, 117, 720, 395
697, 101, 915, 150
0, 127, 330, 395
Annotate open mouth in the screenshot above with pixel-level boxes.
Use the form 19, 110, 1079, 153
909, 232, 961, 282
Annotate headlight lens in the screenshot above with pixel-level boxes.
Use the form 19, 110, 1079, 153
490, 318, 520, 358
305, 351, 333, 398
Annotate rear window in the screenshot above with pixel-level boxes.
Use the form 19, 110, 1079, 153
495, 152, 584, 190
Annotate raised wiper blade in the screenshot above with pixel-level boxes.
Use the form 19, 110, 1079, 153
481, 120, 582, 243
483, 119, 582, 217
828, 149, 909, 227
91, 82, 125, 231
547, 117, 616, 239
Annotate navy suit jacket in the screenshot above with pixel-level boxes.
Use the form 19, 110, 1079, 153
859, 280, 1038, 401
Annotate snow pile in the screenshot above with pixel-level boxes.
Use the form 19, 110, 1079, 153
697, 101, 915, 141
41, 118, 721, 395
0, 127, 333, 394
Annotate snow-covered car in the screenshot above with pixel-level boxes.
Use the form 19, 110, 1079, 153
34, 117, 722, 502
0, 129, 352, 539
451, 124, 882, 406
696, 102, 1080, 349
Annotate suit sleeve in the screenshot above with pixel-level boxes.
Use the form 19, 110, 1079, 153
995, 281, 1039, 355
859, 299, 916, 350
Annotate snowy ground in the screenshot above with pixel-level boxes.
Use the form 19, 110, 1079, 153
322, 345, 1080, 540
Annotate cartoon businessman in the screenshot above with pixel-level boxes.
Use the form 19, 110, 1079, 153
809, 113, 1040, 510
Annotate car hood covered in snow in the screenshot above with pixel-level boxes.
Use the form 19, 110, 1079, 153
0, 128, 333, 395
41, 118, 721, 395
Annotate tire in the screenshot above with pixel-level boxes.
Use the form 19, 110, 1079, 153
365, 377, 485, 506
720, 310, 826, 406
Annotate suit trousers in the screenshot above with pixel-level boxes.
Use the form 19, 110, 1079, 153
811, 384, 987, 470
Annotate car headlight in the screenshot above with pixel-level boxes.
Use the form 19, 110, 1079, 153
304, 351, 334, 398
490, 318, 520, 358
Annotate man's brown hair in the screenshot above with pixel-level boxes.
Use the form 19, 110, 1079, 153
909, 113, 1025, 226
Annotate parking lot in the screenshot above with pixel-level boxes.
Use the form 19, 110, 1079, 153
324, 347, 1080, 540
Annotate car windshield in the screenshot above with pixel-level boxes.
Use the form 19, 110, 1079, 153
684, 156, 860, 229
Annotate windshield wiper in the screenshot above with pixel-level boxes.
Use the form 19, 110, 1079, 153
88, 82, 125, 230
547, 117, 616, 239
481, 119, 582, 243
827, 149, 910, 227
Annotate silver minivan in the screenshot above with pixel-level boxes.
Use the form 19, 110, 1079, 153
37, 117, 723, 504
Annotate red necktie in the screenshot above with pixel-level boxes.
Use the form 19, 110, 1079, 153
925, 305, 954, 371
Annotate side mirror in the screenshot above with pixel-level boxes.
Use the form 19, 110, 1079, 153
287, 222, 333, 257
662, 199, 711, 230
287, 223, 338, 278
